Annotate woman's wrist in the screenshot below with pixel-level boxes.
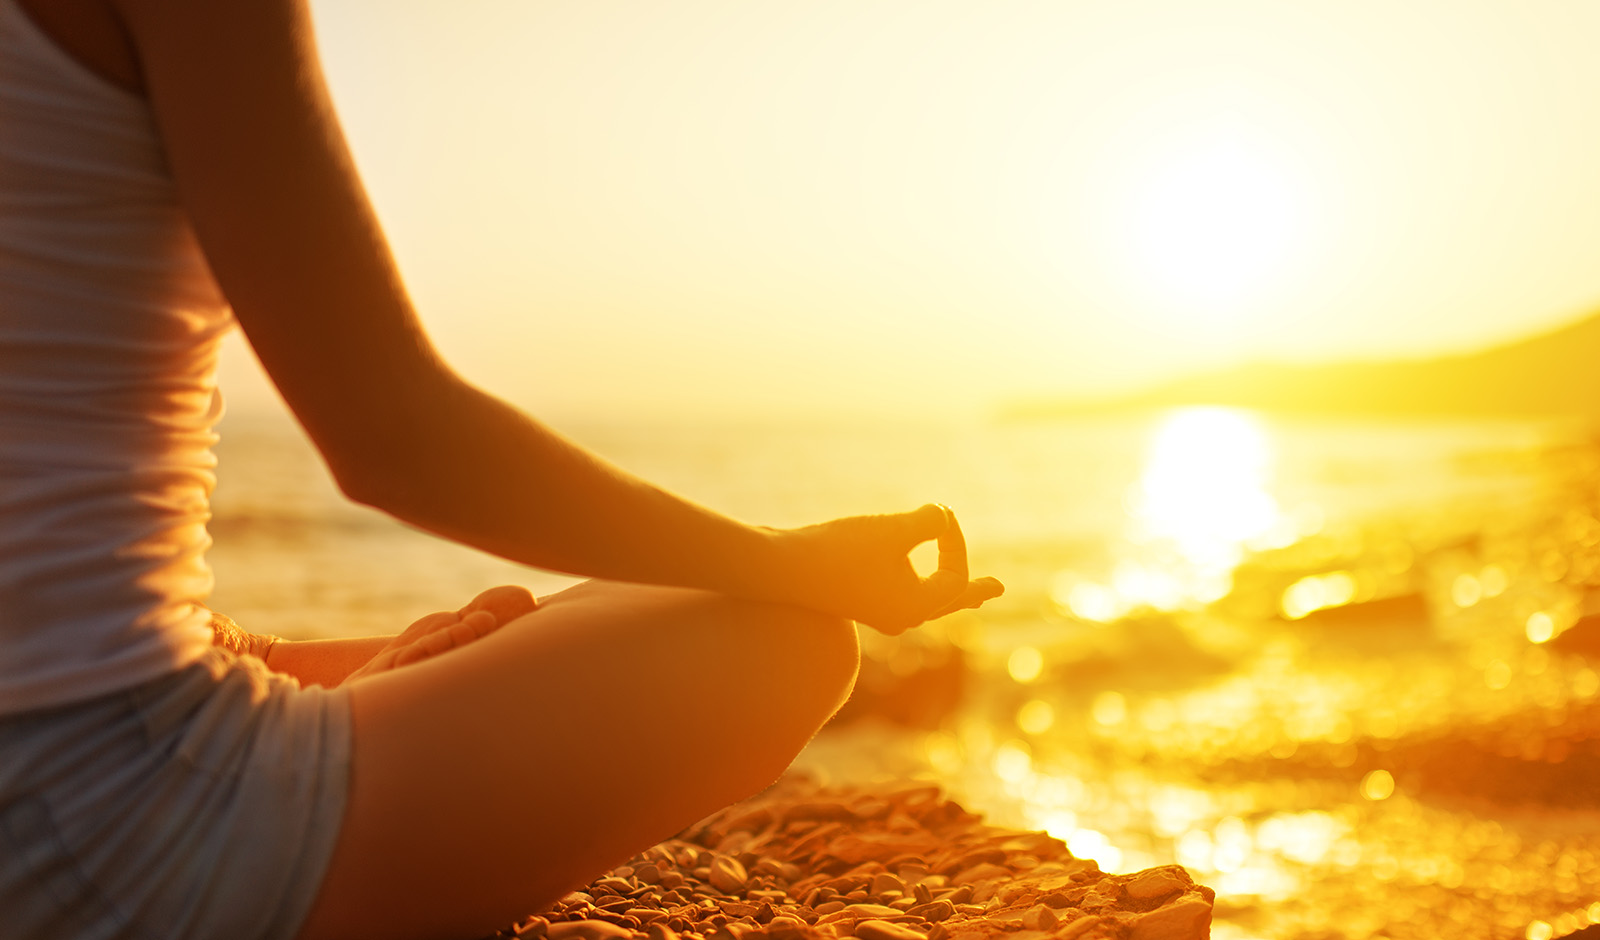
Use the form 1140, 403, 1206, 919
729, 523, 818, 610
724, 524, 787, 602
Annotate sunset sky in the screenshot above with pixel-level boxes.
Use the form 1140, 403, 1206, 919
222, 0, 1600, 421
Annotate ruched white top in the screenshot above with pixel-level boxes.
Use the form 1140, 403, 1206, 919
0, 0, 233, 713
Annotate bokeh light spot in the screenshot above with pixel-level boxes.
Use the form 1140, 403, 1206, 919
1008, 646, 1044, 683
1361, 769, 1396, 801
1017, 699, 1056, 735
1092, 690, 1128, 726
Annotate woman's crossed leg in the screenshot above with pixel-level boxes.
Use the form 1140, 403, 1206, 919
296, 580, 860, 940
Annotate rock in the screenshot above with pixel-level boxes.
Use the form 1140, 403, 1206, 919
870, 873, 906, 898
905, 900, 953, 923
823, 875, 873, 895
1057, 918, 1104, 940
939, 848, 1006, 875
595, 877, 635, 894
827, 833, 945, 866
854, 921, 927, 940
1130, 897, 1212, 940
843, 905, 900, 918
1039, 887, 1088, 909
1020, 906, 1057, 931
1124, 868, 1186, 902
950, 863, 1010, 887
546, 921, 635, 940
710, 856, 750, 895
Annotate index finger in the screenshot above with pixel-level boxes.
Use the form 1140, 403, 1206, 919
937, 506, 970, 583
918, 506, 969, 608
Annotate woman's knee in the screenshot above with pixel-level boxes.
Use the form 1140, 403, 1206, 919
754, 601, 859, 713
694, 597, 859, 782
487, 581, 857, 774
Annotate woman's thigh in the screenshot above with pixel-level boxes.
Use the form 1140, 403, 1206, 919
295, 581, 858, 940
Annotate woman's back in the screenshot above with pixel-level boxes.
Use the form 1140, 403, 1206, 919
0, 0, 231, 714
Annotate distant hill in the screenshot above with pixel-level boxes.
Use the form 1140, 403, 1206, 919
1009, 310, 1600, 421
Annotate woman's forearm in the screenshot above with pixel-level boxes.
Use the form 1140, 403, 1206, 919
325, 374, 787, 603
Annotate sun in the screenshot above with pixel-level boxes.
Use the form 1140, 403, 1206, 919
1107, 126, 1315, 326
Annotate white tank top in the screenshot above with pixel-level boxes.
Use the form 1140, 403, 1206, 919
0, 0, 234, 713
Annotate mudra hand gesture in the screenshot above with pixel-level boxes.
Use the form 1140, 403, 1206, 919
769, 503, 1003, 636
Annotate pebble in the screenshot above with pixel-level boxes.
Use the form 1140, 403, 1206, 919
854, 920, 927, 940
952, 862, 1011, 887
1130, 898, 1212, 940
1020, 905, 1057, 931
845, 904, 901, 918
1123, 868, 1186, 902
545, 921, 634, 940
709, 856, 749, 895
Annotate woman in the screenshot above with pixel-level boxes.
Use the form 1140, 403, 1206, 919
0, 0, 1003, 938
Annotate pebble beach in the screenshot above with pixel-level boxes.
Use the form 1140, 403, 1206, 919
482, 778, 1215, 940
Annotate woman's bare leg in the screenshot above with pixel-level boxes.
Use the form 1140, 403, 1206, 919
295, 581, 860, 940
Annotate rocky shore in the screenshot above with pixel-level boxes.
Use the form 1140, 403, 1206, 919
485, 778, 1213, 940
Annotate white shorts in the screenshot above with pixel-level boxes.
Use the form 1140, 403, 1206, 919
0, 647, 352, 940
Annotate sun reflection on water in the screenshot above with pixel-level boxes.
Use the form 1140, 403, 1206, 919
1057, 407, 1296, 620
1130, 407, 1282, 567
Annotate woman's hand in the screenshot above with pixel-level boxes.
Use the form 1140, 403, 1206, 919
339, 585, 537, 685
767, 504, 1003, 635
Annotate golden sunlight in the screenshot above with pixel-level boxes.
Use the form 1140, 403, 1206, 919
1129, 407, 1280, 570
1109, 126, 1315, 326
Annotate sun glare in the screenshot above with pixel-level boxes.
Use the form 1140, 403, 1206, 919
1109, 126, 1316, 326
1129, 407, 1280, 569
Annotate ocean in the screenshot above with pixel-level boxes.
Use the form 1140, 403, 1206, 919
208, 406, 1600, 940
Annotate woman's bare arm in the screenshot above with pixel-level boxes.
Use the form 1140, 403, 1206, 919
114, 0, 999, 632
